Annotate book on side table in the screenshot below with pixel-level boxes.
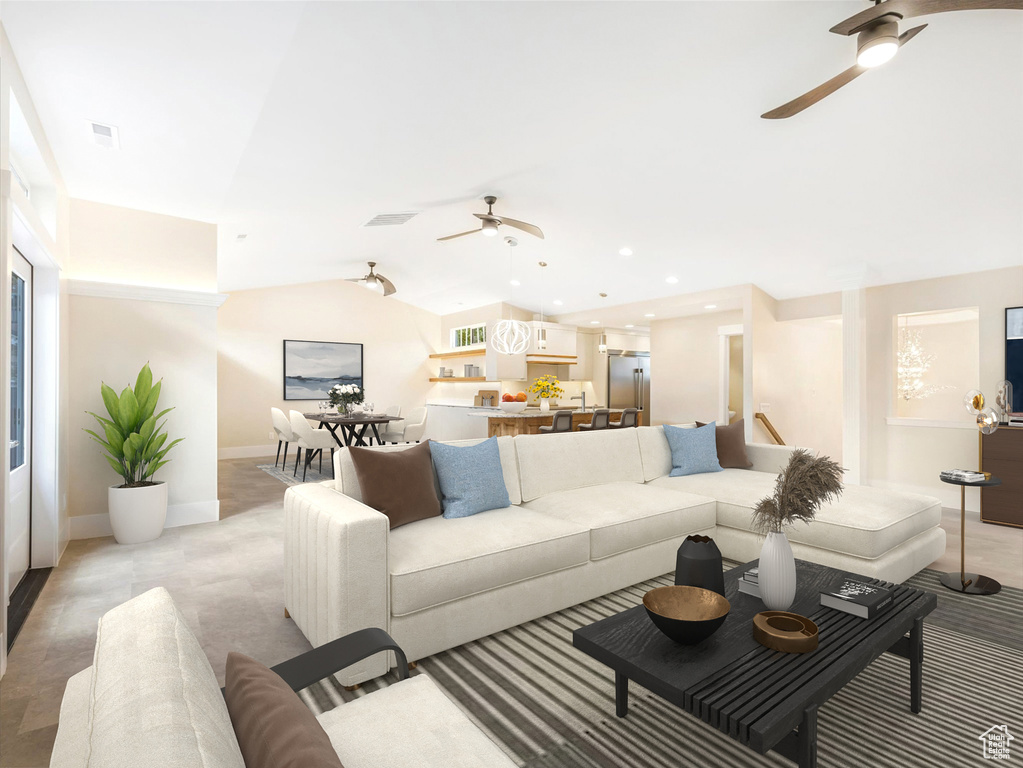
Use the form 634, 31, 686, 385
737, 567, 760, 598
820, 577, 894, 619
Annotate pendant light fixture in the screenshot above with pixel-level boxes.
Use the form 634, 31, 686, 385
537, 261, 548, 350
491, 237, 530, 355
598, 329, 608, 354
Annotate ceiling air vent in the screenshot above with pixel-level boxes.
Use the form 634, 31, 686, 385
362, 211, 419, 227
88, 121, 120, 149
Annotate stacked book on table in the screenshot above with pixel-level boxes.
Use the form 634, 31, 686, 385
737, 567, 760, 598
820, 577, 894, 619
939, 469, 987, 483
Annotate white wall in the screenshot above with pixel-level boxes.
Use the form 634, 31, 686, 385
218, 279, 441, 456
69, 199, 218, 291
865, 267, 1023, 511
67, 200, 221, 537
68, 295, 219, 536
751, 312, 844, 462
650, 310, 742, 426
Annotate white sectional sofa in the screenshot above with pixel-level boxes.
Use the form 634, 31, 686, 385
284, 426, 946, 685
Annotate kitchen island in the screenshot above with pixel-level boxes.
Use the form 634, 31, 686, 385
468, 407, 643, 437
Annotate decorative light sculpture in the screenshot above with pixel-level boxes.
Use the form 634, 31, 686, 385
964, 389, 999, 436
492, 236, 530, 355
897, 326, 951, 400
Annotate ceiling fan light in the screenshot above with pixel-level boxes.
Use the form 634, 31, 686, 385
481, 219, 500, 237
856, 21, 899, 68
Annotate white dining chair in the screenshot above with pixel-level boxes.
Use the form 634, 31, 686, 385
369, 405, 401, 445
288, 410, 337, 481
379, 406, 427, 444
271, 407, 298, 469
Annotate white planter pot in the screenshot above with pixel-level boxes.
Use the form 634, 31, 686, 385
759, 531, 797, 610
539, 398, 550, 412
108, 482, 168, 545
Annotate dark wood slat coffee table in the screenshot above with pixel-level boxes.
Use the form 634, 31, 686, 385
573, 560, 937, 768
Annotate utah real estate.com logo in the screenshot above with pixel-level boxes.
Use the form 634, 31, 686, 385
979, 725, 1014, 760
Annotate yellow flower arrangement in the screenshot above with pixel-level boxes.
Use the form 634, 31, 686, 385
528, 374, 564, 400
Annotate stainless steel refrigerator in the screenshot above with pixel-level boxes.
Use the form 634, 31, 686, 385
607, 351, 651, 412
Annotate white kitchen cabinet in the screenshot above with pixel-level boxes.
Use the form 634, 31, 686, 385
568, 331, 594, 380
528, 322, 576, 357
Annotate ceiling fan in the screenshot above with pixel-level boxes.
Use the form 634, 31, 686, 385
437, 196, 544, 241
347, 262, 396, 296
762, 0, 1023, 119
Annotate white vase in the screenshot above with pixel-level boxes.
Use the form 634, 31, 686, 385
108, 482, 168, 544
759, 531, 797, 610
539, 398, 550, 412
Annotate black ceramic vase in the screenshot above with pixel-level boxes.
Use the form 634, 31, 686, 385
674, 535, 725, 597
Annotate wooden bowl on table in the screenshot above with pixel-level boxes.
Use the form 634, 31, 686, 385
643, 585, 730, 645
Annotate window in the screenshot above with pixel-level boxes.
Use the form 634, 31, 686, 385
10, 271, 26, 468
894, 308, 979, 422
450, 323, 486, 349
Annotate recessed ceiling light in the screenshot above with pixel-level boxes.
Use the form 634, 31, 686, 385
590, 320, 601, 325
666, 276, 679, 284
625, 324, 635, 329
619, 247, 633, 257
644, 313, 656, 318
510, 279, 521, 286
553, 299, 563, 306
704, 304, 717, 310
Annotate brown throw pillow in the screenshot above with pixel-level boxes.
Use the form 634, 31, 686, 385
348, 441, 442, 528
224, 652, 344, 768
695, 419, 753, 469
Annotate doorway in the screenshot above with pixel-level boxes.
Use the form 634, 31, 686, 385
7, 247, 32, 600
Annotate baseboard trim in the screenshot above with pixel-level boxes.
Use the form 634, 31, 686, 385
69, 499, 221, 540
218, 444, 279, 460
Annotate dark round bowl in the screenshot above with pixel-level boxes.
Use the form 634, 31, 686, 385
643, 585, 730, 645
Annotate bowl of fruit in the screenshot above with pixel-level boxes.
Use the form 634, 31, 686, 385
499, 392, 528, 413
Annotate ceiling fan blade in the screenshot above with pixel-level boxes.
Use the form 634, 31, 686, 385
345, 277, 364, 283
497, 217, 545, 240
830, 0, 1021, 36
761, 65, 866, 119
898, 22, 929, 44
762, 25, 927, 119
437, 229, 482, 241
377, 274, 397, 296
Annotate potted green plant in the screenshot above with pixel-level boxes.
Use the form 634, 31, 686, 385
84, 363, 183, 544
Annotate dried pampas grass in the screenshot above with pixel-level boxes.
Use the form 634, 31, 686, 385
751, 449, 844, 534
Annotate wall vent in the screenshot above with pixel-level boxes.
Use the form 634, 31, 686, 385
363, 211, 419, 227
88, 121, 120, 149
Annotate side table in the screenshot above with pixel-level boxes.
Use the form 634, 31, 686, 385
938, 475, 1002, 595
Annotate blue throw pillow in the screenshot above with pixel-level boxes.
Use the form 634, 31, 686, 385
663, 423, 723, 477
430, 437, 511, 519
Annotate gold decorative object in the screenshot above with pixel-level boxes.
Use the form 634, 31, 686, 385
643, 585, 730, 645
752, 611, 819, 653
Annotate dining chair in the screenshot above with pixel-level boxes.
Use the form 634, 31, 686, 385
370, 405, 402, 444
538, 410, 574, 434
380, 407, 428, 444
288, 410, 337, 481
271, 407, 298, 469
609, 408, 639, 429
577, 409, 611, 432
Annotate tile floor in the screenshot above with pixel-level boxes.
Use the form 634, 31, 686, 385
1, 458, 1021, 767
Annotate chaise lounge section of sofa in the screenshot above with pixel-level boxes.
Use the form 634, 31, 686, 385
283, 426, 945, 686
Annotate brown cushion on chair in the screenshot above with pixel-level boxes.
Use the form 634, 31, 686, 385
695, 419, 753, 469
225, 652, 344, 768
348, 441, 442, 528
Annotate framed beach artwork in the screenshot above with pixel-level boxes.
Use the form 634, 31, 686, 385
283, 340, 363, 400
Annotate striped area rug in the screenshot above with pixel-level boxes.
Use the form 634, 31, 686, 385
257, 462, 333, 486
300, 566, 1023, 767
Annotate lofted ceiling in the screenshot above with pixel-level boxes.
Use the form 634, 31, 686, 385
3, 1, 1022, 317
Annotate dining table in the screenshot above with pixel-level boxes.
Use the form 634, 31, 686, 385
302, 412, 404, 448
